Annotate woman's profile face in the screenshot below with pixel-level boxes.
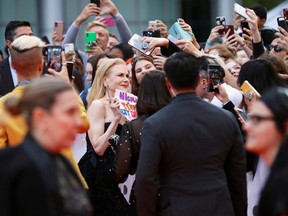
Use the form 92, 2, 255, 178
85, 62, 93, 84
42, 90, 82, 151
244, 101, 283, 157
105, 63, 130, 92
135, 60, 156, 84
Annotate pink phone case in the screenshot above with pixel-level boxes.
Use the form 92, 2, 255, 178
103, 16, 115, 27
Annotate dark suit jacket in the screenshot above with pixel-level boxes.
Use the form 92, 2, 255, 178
0, 134, 83, 216
135, 92, 247, 216
258, 142, 288, 216
0, 58, 15, 97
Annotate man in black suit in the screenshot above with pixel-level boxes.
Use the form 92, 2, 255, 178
135, 52, 247, 216
0, 21, 33, 97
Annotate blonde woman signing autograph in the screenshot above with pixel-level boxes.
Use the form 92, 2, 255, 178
79, 58, 130, 216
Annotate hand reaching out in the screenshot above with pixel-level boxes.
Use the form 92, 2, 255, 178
99, 0, 118, 17
223, 29, 237, 47
46, 52, 71, 83
155, 20, 168, 38
75, 3, 100, 26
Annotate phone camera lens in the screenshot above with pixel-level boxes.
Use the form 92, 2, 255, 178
142, 42, 149, 50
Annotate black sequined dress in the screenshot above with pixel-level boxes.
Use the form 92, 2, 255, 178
78, 123, 128, 216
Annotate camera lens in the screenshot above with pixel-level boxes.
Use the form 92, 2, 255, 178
142, 42, 149, 50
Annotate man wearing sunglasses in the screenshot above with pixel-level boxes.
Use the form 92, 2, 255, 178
269, 36, 288, 61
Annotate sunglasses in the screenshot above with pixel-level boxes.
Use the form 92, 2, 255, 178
269, 45, 282, 53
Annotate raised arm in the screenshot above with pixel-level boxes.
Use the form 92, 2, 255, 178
99, 0, 132, 44
87, 99, 122, 156
62, 3, 99, 46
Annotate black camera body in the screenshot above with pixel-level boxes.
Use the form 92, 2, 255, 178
143, 30, 161, 38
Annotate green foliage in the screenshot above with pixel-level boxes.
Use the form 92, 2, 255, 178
242, 0, 284, 10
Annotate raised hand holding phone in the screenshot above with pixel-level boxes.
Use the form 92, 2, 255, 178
75, 3, 100, 26
54, 21, 64, 44
46, 51, 71, 83
98, 0, 119, 18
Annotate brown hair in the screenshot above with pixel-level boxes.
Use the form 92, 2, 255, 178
131, 55, 155, 96
4, 78, 73, 127
208, 44, 237, 62
136, 70, 171, 116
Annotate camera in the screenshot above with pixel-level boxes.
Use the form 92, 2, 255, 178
142, 42, 149, 50
142, 30, 161, 38
216, 16, 226, 34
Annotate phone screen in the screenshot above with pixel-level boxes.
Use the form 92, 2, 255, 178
47, 45, 62, 72
208, 64, 222, 92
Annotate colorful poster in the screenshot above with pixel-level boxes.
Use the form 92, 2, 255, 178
114, 89, 138, 121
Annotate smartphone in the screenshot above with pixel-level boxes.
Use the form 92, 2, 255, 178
216, 16, 226, 26
207, 64, 223, 93
47, 45, 62, 72
64, 43, 74, 54
90, 0, 100, 6
168, 22, 193, 41
143, 30, 154, 37
128, 34, 154, 55
54, 21, 64, 41
234, 3, 249, 19
240, 80, 261, 100
277, 17, 288, 31
225, 25, 235, 37
148, 20, 157, 28
66, 61, 73, 80
240, 22, 250, 35
85, 32, 97, 51
234, 107, 247, 122
101, 15, 115, 27
216, 16, 226, 34
283, 8, 288, 19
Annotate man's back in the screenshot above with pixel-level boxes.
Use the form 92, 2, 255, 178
136, 92, 247, 216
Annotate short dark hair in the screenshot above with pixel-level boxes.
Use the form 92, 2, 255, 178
249, 3, 267, 20
110, 43, 134, 62
4, 21, 31, 41
164, 52, 199, 90
136, 70, 171, 116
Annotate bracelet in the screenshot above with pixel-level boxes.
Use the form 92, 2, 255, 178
206, 40, 214, 47
112, 12, 120, 20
